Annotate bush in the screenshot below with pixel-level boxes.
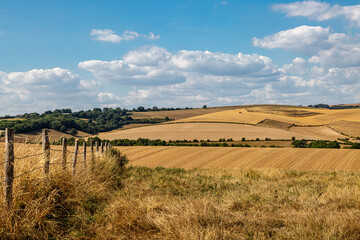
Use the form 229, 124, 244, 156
292, 140, 308, 148
308, 140, 340, 149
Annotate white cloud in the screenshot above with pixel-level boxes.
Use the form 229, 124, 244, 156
273, 1, 360, 27
253, 25, 345, 54
310, 42, 360, 68
79, 46, 280, 86
90, 29, 160, 43
0, 68, 120, 115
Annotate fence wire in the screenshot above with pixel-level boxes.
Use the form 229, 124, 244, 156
14, 152, 44, 160
50, 148, 63, 152
14, 167, 43, 179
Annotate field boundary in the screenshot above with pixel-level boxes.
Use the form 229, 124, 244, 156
2, 128, 112, 210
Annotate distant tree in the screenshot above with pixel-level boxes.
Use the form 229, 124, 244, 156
69, 128, 78, 136
292, 140, 307, 148
202, 105, 207, 109
60, 125, 67, 133
136, 106, 145, 112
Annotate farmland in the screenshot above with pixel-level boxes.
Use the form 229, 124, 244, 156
97, 105, 359, 141
117, 146, 360, 171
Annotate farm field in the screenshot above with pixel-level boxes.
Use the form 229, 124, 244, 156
129, 105, 245, 120
96, 105, 360, 142
117, 146, 360, 171
98, 122, 346, 141
176, 105, 360, 126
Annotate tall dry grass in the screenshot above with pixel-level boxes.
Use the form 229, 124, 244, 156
0, 143, 359, 239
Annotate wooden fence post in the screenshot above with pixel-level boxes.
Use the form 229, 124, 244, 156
90, 141, 94, 166
72, 140, 79, 176
62, 138, 67, 170
83, 142, 87, 169
101, 141, 104, 154
42, 129, 50, 177
96, 141, 99, 153
4, 128, 14, 209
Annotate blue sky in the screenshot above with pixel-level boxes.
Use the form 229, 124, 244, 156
1, 0, 360, 114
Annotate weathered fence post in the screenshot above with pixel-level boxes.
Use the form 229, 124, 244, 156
62, 138, 67, 170
101, 141, 104, 154
42, 129, 50, 177
72, 140, 79, 176
83, 142, 87, 169
90, 141, 94, 166
4, 128, 14, 209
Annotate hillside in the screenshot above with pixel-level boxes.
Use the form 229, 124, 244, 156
97, 105, 360, 141
99, 122, 346, 141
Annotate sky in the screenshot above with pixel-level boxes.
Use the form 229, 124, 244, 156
1, 0, 360, 115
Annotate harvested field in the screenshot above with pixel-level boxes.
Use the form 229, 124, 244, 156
289, 126, 345, 140
98, 122, 323, 141
98, 122, 347, 141
256, 119, 293, 130
328, 120, 360, 137
130, 105, 244, 120
117, 146, 360, 171
176, 105, 360, 126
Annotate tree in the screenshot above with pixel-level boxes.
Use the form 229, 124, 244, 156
202, 105, 207, 109
69, 128, 78, 136
60, 125, 67, 133
292, 140, 307, 148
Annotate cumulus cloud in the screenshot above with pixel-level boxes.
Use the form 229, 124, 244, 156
90, 29, 160, 43
0, 68, 120, 114
273, 1, 360, 27
253, 25, 345, 54
79, 46, 280, 86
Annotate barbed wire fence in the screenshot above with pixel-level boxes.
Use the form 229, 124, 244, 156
2, 128, 112, 210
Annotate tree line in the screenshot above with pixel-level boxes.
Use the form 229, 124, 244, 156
0, 107, 169, 134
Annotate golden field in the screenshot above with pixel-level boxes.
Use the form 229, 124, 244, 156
96, 105, 360, 141
0, 143, 359, 239
98, 122, 346, 141
176, 106, 360, 126
117, 146, 360, 171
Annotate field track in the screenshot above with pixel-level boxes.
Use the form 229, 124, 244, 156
117, 146, 360, 171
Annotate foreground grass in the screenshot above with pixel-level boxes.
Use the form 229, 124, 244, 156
1, 151, 359, 239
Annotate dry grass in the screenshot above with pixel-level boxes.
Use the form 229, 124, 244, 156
117, 146, 360, 171
103, 166, 360, 239
0, 143, 359, 239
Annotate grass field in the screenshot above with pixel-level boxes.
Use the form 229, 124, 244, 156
117, 146, 360, 171
0, 142, 359, 239
2, 105, 360, 237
